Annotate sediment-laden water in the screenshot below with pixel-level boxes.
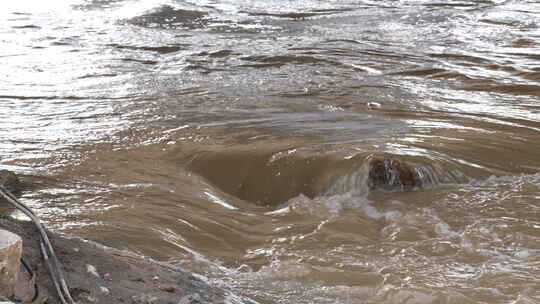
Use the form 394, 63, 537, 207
2, 0, 540, 303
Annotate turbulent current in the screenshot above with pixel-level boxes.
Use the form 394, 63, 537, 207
2, 0, 540, 303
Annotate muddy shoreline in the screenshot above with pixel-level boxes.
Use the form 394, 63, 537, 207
0, 155, 436, 303
0, 171, 256, 303
0, 217, 256, 304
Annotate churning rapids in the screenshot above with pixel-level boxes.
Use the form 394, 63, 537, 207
2, 0, 540, 303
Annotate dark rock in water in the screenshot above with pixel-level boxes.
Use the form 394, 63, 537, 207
0, 170, 21, 194
127, 5, 208, 29
368, 157, 419, 191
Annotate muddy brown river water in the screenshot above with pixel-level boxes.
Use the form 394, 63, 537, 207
2, 0, 540, 303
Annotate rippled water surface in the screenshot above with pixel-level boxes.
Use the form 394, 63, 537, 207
2, 0, 540, 303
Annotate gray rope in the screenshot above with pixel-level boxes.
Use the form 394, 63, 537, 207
0, 185, 74, 304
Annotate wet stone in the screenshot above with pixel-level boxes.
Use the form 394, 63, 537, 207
368, 157, 420, 191
0, 170, 21, 194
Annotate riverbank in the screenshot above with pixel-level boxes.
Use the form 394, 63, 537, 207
0, 217, 255, 304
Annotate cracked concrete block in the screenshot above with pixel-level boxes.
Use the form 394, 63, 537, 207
0, 229, 22, 298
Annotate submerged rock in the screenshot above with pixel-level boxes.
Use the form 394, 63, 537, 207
368, 157, 420, 191
127, 5, 208, 29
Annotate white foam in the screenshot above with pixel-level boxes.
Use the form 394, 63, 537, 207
86, 264, 100, 278
434, 221, 458, 238
265, 206, 290, 215
257, 260, 312, 279
514, 249, 531, 259
204, 191, 238, 210
325, 163, 370, 197
287, 194, 344, 218
163, 124, 189, 134
224, 292, 260, 304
